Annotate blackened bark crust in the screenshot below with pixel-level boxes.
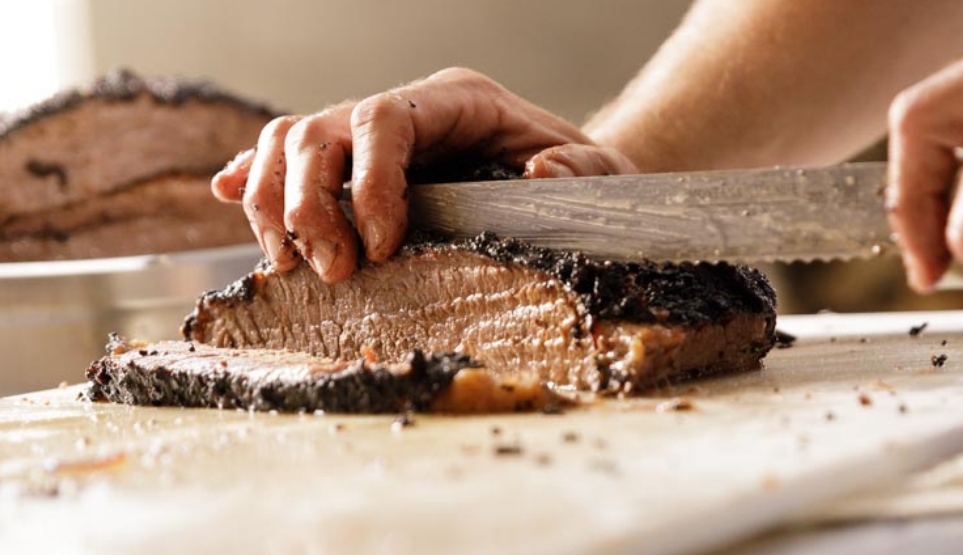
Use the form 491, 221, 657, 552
86, 345, 478, 414
0, 68, 279, 140
189, 231, 778, 336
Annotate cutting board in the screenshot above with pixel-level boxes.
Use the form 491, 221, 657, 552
1, 313, 962, 555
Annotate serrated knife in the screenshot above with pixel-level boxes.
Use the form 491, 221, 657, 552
407, 161, 892, 264
403, 160, 963, 289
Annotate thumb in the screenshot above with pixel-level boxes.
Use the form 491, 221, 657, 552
524, 144, 638, 178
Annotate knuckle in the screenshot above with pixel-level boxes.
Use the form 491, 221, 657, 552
427, 67, 507, 96
547, 143, 592, 160
283, 115, 323, 153
260, 115, 301, 143
537, 145, 567, 161
429, 67, 500, 91
431, 66, 477, 81
351, 93, 403, 129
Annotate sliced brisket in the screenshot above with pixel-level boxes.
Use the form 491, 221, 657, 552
86, 338, 566, 414
179, 233, 778, 396
0, 69, 276, 261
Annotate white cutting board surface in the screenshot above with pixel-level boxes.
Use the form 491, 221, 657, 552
1, 312, 962, 555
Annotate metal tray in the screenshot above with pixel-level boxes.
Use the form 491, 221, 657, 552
0, 244, 263, 396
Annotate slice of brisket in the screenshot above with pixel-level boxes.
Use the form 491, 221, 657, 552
178, 233, 777, 397
0, 69, 276, 261
86, 337, 566, 414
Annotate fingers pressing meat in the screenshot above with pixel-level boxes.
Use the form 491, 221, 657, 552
225, 67, 631, 282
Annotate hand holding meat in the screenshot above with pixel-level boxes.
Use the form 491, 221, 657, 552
887, 59, 963, 292
211, 68, 637, 283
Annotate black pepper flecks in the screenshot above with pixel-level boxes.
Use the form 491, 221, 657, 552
85, 340, 479, 414
909, 322, 928, 337
932, 354, 948, 368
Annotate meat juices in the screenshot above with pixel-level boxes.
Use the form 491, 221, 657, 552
0, 69, 276, 261
84, 232, 780, 413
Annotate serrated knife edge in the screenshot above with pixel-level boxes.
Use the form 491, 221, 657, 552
404, 162, 894, 264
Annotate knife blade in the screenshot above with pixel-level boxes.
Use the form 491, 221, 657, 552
404, 161, 892, 264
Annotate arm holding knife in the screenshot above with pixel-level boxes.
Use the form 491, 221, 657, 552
213, 0, 963, 292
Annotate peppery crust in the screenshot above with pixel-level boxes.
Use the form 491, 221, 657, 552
184, 232, 777, 338
86, 339, 479, 414
412, 231, 777, 326
0, 68, 279, 140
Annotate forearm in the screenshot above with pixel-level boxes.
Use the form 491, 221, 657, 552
585, 0, 963, 172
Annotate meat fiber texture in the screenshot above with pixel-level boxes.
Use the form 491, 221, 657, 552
0, 69, 277, 261
88, 233, 778, 414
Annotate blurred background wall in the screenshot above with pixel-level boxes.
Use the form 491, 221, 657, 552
79, 0, 690, 122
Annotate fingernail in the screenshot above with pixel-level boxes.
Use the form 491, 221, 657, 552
308, 240, 338, 276
363, 220, 387, 253
261, 228, 283, 263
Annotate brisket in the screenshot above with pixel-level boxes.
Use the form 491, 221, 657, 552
88, 233, 776, 412
86, 337, 566, 414
0, 173, 250, 260
0, 69, 276, 261
179, 233, 777, 396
